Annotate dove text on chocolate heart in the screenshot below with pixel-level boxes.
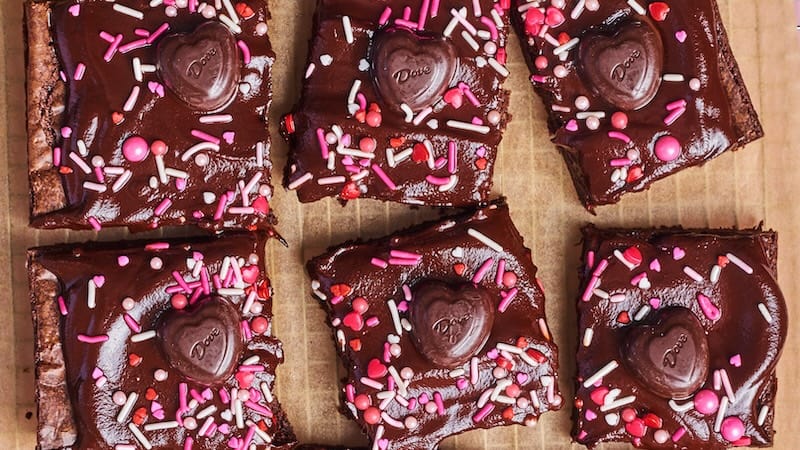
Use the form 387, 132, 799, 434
186, 47, 219, 79
432, 314, 472, 344
662, 333, 688, 368
610, 49, 642, 82
393, 65, 433, 84
189, 326, 221, 361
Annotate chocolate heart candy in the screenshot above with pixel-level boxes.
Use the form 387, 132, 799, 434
623, 308, 709, 399
370, 27, 457, 112
158, 296, 243, 385
578, 20, 664, 111
157, 22, 240, 112
409, 280, 494, 368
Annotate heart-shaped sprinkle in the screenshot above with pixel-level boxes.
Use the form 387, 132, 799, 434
371, 27, 457, 112
578, 20, 664, 110
157, 22, 241, 112
112, 111, 125, 125
516, 373, 529, 384
240, 265, 259, 284
409, 281, 494, 368
443, 88, 464, 109
235, 2, 254, 19
622, 246, 643, 267
638, 276, 651, 290
585, 409, 597, 421
358, 59, 370, 71
545, 7, 565, 27
68, 4, 80, 16
451, 247, 464, 258
367, 359, 388, 379
92, 275, 106, 288
625, 418, 647, 437
623, 307, 709, 399
566, 119, 579, 131
649, 258, 661, 272
524, 8, 545, 36
590, 386, 609, 405
453, 263, 466, 275
342, 312, 364, 331
157, 296, 243, 385
673, 247, 686, 260
648, 2, 670, 21
378, 439, 389, 450
222, 131, 235, 144
729, 354, 742, 367
649, 298, 662, 309
675, 30, 688, 43
319, 54, 333, 66
605, 413, 620, 426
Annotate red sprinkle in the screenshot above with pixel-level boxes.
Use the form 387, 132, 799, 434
648, 2, 670, 21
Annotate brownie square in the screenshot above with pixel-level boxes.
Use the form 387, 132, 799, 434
574, 226, 787, 449
282, 0, 513, 207
28, 233, 296, 449
307, 202, 561, 449
511, 0, 763, 210
26, 0, 277, 232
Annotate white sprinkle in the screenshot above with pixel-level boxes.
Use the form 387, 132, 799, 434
117, 392, 138, 423
553, 37, 580, 56
576, 111, 606, 120
449, 7, 477, 35
242, 355, 260, 366
242, 291, 257, 315
400, 103, 414, 123
663, 73, 686, 82
634, 305, 651, 321
447, 120, 492, 134
491, 379, 513, 401
196, 405, 217, 420
131, 330, 156, 342
132, 57, 142, 82
582, 328, 594, 347
669, 399, 694, 412
200, 114, 233, 124
449, 368, 466, 378
288, 173, 313, 190
347, 80, 362, 106
181, 142, 220, 161
77, 140, 88, 156
123, 86, 140, 112
235, 399, 244, 429
164, 168, 188, 179
115, 445, 136, 450
338, 148, 376, 159
470, 357, 479, 385
305, 63, 316, 79
143, 421, 178, 431
539, 318, 551, 341
256, 141, 265, 167
488, 58, 509, 77
719, 368, 736, 403
87, 279, 97, 309
443, 7, 467, 37
600, 395, 636, 412
260, 381, 274, 403
360, 377, 384, 390
461, 30, 479, 50
683, 266, 704, 282
726, 253, 754, 274
319, 54, 333, 66
626, 0, 646, 15
83, 181, 107, 193
593, 289, 609, 299
388, 366, 407, 397
222, 0, 240, 24
112, 170, 133, 192
758, 405, 769, 426
217, 288, 244, 296
317, 176, 347, 186
710, 264, 722, 283
113, 4, 144, 19
758, 303, 773, 323
571, 0, 586, 19
155, 155, 167, 184
583, 360, 619, 388
327, 151, 336, 171
518, 349, 539, 367
714, 396, 729, 432
198, 417, 214, 436
490, 9, 503, 28
219, 14, 242, 34
381, 413, 405, 429
496, 343, 522, 355
467, 228, 503, 252
388, 299, 402, 336
613, 250, 637, 270
342, 16, 354, 43
127, 423, 152, 449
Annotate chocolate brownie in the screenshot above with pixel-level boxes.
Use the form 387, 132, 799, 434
28, 233, 296, 449
574, 226, 787, 449
282, 0, 513, 207
26, 0, 277, 232
511, 0, 763, 210
307, 202, 561, 450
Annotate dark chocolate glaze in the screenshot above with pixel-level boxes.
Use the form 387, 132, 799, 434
511, 0, 763, 210
282, 0, 512, 207
574, 226, 787, 449
307, 203, 561, 450
36, 0, 277, 232
30, 234, 296, 449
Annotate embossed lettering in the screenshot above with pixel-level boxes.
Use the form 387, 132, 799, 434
189, 327, 221, 361
392, 65, 433, 84
662, 333, 688, 368
432, 314, 472, 344
186, 47, 219, 79
610, 49, 642, 82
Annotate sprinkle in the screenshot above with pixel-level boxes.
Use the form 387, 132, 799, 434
371, 258, 388, 269
669, 399, 694, 412
219, 14, 242, 34
600, 395, 636, 412
112, 170, 133, 192
446, 120, 490, 134
538, 318, 551, 341
70, 152, 92, 174
103, 34, 123, 62
113, 4, 144, 20
83, 181, 107, 193
342, 16, 354, 43
317, 176, 347, 186
571, 0, 586, 19
583, 360, 619, 387
287, 173, 313, 190
128, 423, 152, 449
88, 217, 102, 231
672, 427, 686, 442
117, 392, 139, 423
697, 293, 721, 321
131, 330, 157, 342
663, 73, 685, 82
713, 396, 729, 432
146, 23, 169, 44
553, 37, 580, 55
360, 377, 384, 391
758, 406, 769, 426
371, 164, 397, 190
710, 265, 722, 283
607, 131, 631, 143
237, 40, 251, 64
472, 403, 494, 423
578, 328, 594, 348
467, 228, 503, 252
758, 303, 772, 323
683, 266, 704, 282
381, 413, 405, 429
78, 334, 109, 344
154, 198, 172, 216
487, 57, 509, 77
379, 6, 392, 25
143, 421, 179, 431
726, 253, 754, 274
497, 288, 518, 313
388, 300, 402, 336
449, 7, 477, 35
719, 368, 736, 403
87, 279, 97, 309
124, 314, 142, 333
472, 258, 494, 283
664, 107, 686, 125
199, 114, 233, 124
626, 0, 646, 15
181, 142, 219, 161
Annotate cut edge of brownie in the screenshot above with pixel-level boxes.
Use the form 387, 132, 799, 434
25, 0, 71, 224
574, 224, 780, 447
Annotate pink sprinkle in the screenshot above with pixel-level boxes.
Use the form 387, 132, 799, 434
245, 401, 272, 416
371, 257, 388, 269
472, 258, 494, 283
68, 4, 80, 15
184, 437, 193, 450
371, 164, 397, 190
78, 334, 109, 344
214, 196, 228, 221
697, 293, 721, 321
532, 75, 549, 84
425, 175, 452, 186
87, 217, 102, 231
473, 403, 494, 422
241, 425, 256, 449
447, 141, 457, 174
664, 107, 686, 126
672, 427, 686, 442
241, 320, 252, 341
91, 367, 103, 379
61, 127, 72, 138
675, 30, 688, 42
172, 271, 191, 292
154, 198, 172, 216
418, 0, 430, 29
394, 18, 418, 28
729, 354, 742, 367
581, 276, 599, 302
99, 31, 115, 43
58, 296, 68, 315
498, 288, 518, 313
592, 259, 609, 277
610, 158, 631, 167
667, 99, 688, 111
379, 6, 393, 25
134, 28, 150, 38
433, 392, 445, 415
237, 40, 251, 64
577, 430, 588, 440
366, 316, 380, 327
495, 259, 506, 286
53, 147, 62, 167
587, 251, 596, 269
431, 0, 441, 16
316, 128, 329, 159
471, 116, 484, 126
191, 130, 221, 145
147, 23, 170, 44
388, 258, 419, 266
103, 34, 123, 61
74, 63, 86, 80
345, 384, 355, 403
219, 388, 231, 404
356, 93, 367, 110
391, 250, 421, 260
124, 314, 142, 333
188, 0, 197, 12
480, 16, 499, 40
119, 39, 148, 54
630, 272, 647, 286
402, 6, 411, 20
608, 131, 631, 143
565, 119, 579, 131
190, 389, 205, 404
144, 242, 169, 251
239, 365, 265, 373
458, 83, 480, 106
330, 295, 344, 305
402, 284, 412, 301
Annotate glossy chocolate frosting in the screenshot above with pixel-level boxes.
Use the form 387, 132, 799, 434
575, 226, 787, 449
37, 0, 276, 232
282, 0, 512, 207
512, 0, 763, 209
307, 203, 561, 450
30, 234, 296, 449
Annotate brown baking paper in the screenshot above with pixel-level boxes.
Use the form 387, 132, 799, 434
2, 0, 799, 448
